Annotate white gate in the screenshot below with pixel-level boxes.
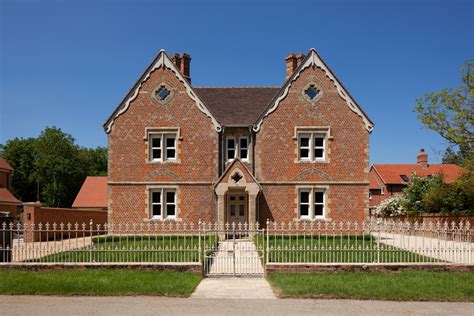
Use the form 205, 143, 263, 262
203, 223, 265, 277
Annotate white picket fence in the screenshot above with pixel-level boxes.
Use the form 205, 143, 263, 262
0, 220, 472, 268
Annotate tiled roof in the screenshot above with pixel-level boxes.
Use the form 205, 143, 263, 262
72, 176, 108, 208
369, 171, 383, 189
0, 188, 21, 205
372, 164, 467, 185
194, 87, 280, 126
0, 157, 13, 172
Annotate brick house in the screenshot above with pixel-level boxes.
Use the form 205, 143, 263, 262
104, 49, 374, 226
369, 149, 467, 212
0, 157, 21, 219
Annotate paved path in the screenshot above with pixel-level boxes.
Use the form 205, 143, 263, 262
377, 232, 473, 264
1, 296, 472, 316
206, 238, 263, 276
11, 236, 93, 262
191, 277, 276, 299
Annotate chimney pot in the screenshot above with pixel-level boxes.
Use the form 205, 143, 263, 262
417, 148, 428, 169
171, 53, 191, 83
295, 53, 305, 67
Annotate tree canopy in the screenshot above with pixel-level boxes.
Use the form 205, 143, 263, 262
414, 59, 474, 169
1, 127, 107, 208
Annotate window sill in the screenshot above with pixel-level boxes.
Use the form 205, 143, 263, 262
147, 160, 180, 164
296, 160, 328, 164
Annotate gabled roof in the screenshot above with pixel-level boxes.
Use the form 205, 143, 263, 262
194, 87, 280, 126
0, 157, 13, 172
253, 48, 374, 132
72, 176, 108, 208
214, 158, 261, 188
0, 188, 21, 205
104, 50, 221, 134
371, 164, 467, 185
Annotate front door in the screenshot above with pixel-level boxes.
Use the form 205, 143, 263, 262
227, 192, 247, 224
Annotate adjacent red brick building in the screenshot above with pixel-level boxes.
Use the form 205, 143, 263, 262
369, 149, 467, 211
104, 49, 374, 226
0, 157, 21, 218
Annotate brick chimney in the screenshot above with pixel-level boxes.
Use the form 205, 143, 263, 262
417, 149, 428, 169
285, 53, 297, 81
171, 53, 191, 83
295, 53, 305, 68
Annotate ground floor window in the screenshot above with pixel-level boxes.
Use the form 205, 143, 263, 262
150, 188, 176, 220
298, 188, 326, 219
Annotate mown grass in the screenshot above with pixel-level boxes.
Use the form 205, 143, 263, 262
0, 269, 202, 296
28, 235, 219, 263
267, 271, 474, 301
255, 235, 441, 263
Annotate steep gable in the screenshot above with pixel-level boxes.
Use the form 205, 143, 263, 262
104, 50, 221, 134
253, 48, 374, 132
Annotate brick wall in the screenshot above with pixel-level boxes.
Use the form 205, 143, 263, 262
108, 63, 219, 225
22, 202, 107, 242
256, 65, 369, 223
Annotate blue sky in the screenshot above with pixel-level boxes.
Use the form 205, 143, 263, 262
1, 0, 472, 164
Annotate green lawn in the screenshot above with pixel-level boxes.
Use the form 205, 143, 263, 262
267, 271, 474, 301
255, 235, 441, 263
0, 269, 202, 296
28, 235, 219, 263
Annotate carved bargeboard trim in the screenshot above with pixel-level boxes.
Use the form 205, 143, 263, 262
253, 48, 374, 133
105, 50, 222, 134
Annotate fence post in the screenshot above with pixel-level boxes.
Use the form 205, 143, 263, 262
266, 219, 270, 265
376, 219, 381, 263
198, 219, 202, 264
89, 219, 93, 263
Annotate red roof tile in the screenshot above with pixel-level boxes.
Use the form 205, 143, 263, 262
0, 157, 13, 172
72, 176, 108, 208
0, 188, 21, 205
372, 164, 468, 185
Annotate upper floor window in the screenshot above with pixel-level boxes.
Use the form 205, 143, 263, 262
298, 188, 326, 220
226, 136, 250, 162
149, 133, 177, 162
297, 130, 327, 162
150, 188, 176, 220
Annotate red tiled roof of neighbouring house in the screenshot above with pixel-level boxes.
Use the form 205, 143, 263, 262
0, 188, 21, 205
372, 164, 467, 185
194, 87, 280, 126
72, 176, 108, 208
0, 157, 13, 172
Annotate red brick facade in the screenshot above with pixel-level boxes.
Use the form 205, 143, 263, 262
105, 49, 373, 226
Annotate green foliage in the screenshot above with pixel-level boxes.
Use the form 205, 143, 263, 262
402, 173, 473, 215
1, 127, 107, 207
414, 59, 474, 169
375, 195, 406, 217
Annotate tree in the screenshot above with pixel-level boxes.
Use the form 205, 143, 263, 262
414, 59, 474, 169
1, 127, 107, 208
1, 138, 38, 202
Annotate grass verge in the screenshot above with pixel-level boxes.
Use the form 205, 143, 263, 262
0, 269, 202, 296
267, 271, 474, 301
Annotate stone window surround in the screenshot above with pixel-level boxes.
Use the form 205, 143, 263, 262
149, 81, 177, 105
302, 81, 324, 104
144, 127, 182, 164
294, 185, 330, 221
144, 185, 181, 222
293, 126, 332, 163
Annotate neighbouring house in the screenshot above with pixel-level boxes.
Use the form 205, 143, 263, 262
0, 157, 21, 219
72, 176, 108, 211
369, 149, 467, 212
104, 48, 374, 226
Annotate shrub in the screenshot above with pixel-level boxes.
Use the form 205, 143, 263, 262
375, 195, 406, 217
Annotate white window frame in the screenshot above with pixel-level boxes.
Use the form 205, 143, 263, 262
239, 136, 249, 162
226, 136, 237, 161
297, 130, 327, 162
150, 188, 177, 220
148, 132, 177, 162
298, 134, 311, 161
298, 188, 326, 220
298, 189, 311, 220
